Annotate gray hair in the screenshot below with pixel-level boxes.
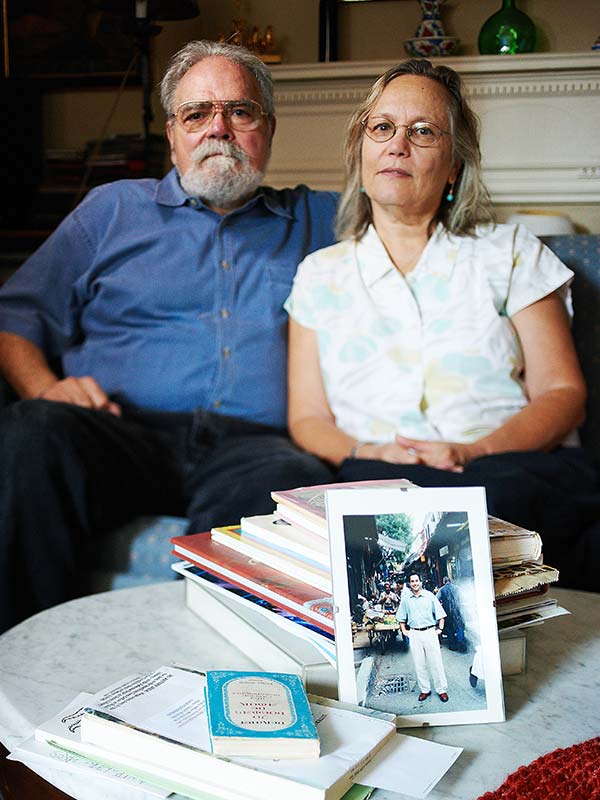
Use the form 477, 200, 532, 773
159, 40, 275, 118
335, 59, 494, 241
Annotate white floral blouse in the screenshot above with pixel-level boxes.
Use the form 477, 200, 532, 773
285, 223, 574, 444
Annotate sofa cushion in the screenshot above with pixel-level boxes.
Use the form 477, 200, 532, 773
543, 235, 600, 462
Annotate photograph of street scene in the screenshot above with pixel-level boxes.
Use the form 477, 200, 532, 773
341, 509, 488, 717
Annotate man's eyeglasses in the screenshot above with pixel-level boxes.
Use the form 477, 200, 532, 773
362, 117, 450, 147
170, 100, 267, 134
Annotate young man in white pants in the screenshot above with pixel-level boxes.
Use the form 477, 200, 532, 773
397, 573, 449, 702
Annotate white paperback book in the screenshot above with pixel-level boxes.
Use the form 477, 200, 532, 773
40, 665, 397, 800
240, 513, 330, 568
179, 566, 338, 698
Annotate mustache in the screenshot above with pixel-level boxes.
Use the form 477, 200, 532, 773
190, 140, 250, 167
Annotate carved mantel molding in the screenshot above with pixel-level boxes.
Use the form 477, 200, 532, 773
266, 53, 600, 203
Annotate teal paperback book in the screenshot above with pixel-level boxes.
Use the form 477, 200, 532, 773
205, 670, 320, 759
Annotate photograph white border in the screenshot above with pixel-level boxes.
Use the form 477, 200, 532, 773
326, 486, 505, 727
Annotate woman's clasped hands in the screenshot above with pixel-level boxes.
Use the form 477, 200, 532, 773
359, 435, 475, 472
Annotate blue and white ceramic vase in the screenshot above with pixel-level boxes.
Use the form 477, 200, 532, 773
414, 0, 446, 38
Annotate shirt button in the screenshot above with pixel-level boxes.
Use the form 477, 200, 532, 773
189, 198, 198, 207
213, 399, 222, 409
221, 308, 230, 319
222, 347, 231, 359
221, 260, 230, 270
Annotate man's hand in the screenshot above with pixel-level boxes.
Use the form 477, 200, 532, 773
40, 376, 121, 416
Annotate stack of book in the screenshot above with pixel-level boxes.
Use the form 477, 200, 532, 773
33, 664, 400, 800
171, 480, 565, 682
82, 133, 167, 182
29, 135, 168, 230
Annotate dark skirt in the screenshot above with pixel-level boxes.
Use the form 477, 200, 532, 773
336, 448, 600, 592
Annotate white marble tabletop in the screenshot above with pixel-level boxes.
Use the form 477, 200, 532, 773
0, 583, 598, 800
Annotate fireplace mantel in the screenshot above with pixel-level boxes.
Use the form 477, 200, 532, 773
265, 53, 600, 204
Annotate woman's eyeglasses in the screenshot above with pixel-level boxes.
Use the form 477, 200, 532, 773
362, 117, 450, 147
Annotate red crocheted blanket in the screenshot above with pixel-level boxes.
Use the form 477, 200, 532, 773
478, 737, 600, 800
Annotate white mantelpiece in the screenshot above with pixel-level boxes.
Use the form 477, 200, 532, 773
265, 53, 600, 204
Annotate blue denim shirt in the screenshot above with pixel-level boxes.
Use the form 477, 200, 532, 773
0, 170, 338, 426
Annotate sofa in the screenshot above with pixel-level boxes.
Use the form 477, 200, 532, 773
1, 233, 600, 592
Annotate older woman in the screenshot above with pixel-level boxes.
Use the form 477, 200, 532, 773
285, 59, 599, 583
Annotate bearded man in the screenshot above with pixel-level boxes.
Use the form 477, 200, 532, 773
0, 41, 337, 633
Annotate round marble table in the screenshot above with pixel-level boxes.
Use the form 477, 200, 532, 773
0, 583, 598, 800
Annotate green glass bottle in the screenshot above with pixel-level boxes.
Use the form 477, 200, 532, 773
478, 0, 536, 55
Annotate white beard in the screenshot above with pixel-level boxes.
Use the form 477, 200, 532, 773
178, 140, 266, 210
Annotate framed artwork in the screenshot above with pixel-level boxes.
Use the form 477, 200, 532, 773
326, 485, 505, 728
1, 0, 141, 84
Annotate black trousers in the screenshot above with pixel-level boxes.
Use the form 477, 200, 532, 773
0, 399, 334, 633
337, 449, 600, 593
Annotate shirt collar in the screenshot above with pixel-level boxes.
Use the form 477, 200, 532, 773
154, 169, 293, 220
154, 168, 189, 207
356, 222, 453, 287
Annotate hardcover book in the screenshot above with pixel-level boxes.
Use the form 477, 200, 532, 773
272, 479, 415, 533
178, 566, 338, 698
211, 525, 331, 593
205, 671, 320, 759
176, 561, 335, 659
272, 481, 545, 572
170, 532, 335, 635
487, 517, 543, 566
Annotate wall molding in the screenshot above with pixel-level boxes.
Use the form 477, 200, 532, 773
266, 52, 600, 204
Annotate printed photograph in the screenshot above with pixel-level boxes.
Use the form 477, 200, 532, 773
326, 486, 504, 727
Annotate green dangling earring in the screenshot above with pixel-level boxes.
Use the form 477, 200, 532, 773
445, 180, 455, 203
360, 186, 367, 194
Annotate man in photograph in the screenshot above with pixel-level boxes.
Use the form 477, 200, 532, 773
397, 572, 449, 702
377, 582, 400, 613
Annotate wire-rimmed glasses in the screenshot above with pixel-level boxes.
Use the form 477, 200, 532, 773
362, 117, 450, 147
170, 100, 267, 134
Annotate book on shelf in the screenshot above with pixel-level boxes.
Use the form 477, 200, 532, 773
66, 665, 396, 800
205, 670, 320, 759
178, 565, 337, 697
240, 513, 330, 569
170, 532, 335, 635
211, 524, 331, 593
